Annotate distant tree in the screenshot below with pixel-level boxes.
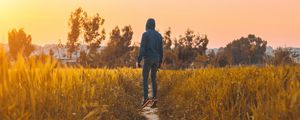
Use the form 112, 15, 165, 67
77, 50, 88, 66
273, 47, 299, 65
163, 27, 172, 50
248, 35, 268, 64
78, 11, 106, 66
66, 7, 84, 58
264, 54, 273, 65
8, 28, 34, 59
82, 12, 106, 56
193, 54, 208, 68
163, 50, 178, 69
161, 28, 179, 69
215, 48, 231, 67
224, 34, 267, 65
206, 50, 217, 67
129, 44, 140, 67
178, 29, 208, 54
100, 26, 133, 67
176, 29, 209, 68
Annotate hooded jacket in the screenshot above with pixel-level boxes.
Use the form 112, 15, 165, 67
137, 18, 163, 64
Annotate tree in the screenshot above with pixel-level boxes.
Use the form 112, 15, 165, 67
163, 27, 172, 50
176, 29, 209, 68
8, 28, 34, 59
66, 7, 84, 58
79, 11, 106, 67
77, 50, 88, 66
128, 43, 140, 67
206, 50, 217, 67
193, 54, 208, 68
161, 28, 178, 69
248, 35, 267, 64
82, 12, 106, 56
224, 34, 267, 65
273, 47, 299, 65
99, 26, 133, 67
215, 48, 231, 67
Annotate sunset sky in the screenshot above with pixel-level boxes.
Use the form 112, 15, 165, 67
0, 0, 299, 48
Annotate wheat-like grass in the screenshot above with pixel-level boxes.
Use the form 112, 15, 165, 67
1, 48, 299, 120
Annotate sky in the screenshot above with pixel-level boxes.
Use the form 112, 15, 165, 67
0, 0, 299, 48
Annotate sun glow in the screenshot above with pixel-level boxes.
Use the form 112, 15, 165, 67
0, 0, 300, 47
0, 0, 11, 17
0, 0, 22, 21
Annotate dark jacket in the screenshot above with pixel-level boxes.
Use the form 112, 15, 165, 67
137, 18, 163, 64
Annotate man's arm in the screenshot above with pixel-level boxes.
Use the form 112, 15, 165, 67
137, 33, 146, 64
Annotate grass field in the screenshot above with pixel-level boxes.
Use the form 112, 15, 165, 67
1, 49, 300, 120
0, 50, 146, 120
158, 66, 300, 120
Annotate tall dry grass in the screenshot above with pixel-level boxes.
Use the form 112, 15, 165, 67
1, 47, 299, 120
158, 66, 300, 120
0, 48, 145, 120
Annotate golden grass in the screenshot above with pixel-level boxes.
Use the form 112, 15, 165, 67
1, 48, 299, 120
158, 66, 300, 120
0, 49, 145, 120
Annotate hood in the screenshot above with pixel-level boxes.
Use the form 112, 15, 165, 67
146, 18, 155, 31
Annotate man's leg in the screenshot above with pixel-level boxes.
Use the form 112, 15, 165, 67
142, 62, 151, 101
150, 62, 158, 99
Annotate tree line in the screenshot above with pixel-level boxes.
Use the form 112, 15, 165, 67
6, 7, 299, 68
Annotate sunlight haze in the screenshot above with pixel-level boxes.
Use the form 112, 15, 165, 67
0, 0, 299, 47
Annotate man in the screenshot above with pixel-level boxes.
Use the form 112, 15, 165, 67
137, 18, 163, 108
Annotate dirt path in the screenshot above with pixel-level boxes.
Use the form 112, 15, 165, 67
140, 85, 159, 120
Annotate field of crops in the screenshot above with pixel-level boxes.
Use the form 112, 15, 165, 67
1, 48, 300, 120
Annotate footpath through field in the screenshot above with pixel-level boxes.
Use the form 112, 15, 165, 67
140, 85, 159, 120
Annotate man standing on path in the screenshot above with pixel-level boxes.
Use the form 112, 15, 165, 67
136, 18, 163, 108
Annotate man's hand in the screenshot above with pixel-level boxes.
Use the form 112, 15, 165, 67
136, 62, 142, 68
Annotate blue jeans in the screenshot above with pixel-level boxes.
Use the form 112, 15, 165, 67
142, 57, 159, 100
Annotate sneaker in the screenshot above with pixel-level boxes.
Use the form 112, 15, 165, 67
150, 99, 157, 108
141, 98, 151, 108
